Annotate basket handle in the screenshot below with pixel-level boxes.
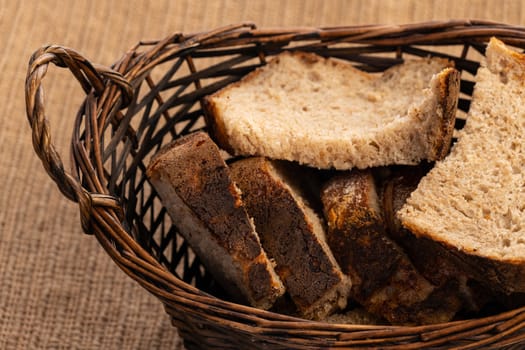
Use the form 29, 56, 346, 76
25, 45, 133, 232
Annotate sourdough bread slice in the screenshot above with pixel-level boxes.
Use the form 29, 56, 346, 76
381, 166, 492, 312
229, 157, 351, 320
321, 169, 461, 324
398, 37, 525, 293
204, 51, 460, 170
146, 132, 285, 309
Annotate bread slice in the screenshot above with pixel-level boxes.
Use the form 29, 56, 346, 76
380, 165, 464, 286
321, 169, 461, 324
229, 157, 351, 320
204, 51, 460, 170
397, 37, 525, 293
380, 166, 492, 312
146, 132, 285, 309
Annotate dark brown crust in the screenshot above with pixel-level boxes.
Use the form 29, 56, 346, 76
431, 67, 461, 160
321, 171, 401, 299
230, 157, 348, 319
147, 132, 283, 306
382, 167, 461, 285
404, 220, 525, 294
247, 261, 279, 302
321, 169, 461, 325
149, 132, 262, 260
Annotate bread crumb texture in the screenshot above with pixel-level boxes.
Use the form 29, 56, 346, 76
399, 38, 525, 262
207, 51, 456, 169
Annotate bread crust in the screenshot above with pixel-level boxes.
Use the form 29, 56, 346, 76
431, 68, 461, 160
321, 170, 461, 324
398, 38, 525, 294
404, 220, 525, 294
147, 132, 285, 309
230, 157, 351, 320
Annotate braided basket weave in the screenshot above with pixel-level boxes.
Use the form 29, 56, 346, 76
25, 20, 525, 349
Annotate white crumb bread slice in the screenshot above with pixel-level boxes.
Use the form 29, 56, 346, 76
398, 37, 525, 293
204, 51, 460, 170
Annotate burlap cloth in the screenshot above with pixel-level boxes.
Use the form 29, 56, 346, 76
0, 1, 522, 349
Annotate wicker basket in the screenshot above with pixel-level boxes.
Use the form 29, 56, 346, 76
25, 20, 525, 349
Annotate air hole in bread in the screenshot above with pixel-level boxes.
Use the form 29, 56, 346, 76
479, 184, 490, 193
499, 71, 509, 84
463, 194, 473, 202
308, 71, 321, 82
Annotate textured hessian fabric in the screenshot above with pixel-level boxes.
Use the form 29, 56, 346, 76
1, 0, 523, 349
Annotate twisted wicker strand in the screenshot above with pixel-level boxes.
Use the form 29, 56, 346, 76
25, 45, 133, 233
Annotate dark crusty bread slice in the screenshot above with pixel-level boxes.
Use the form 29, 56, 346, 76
146, 132, 285, 309
398, 37, 525, 294
229, 157, 351, 320
321, 169, 461, 325
204, 51, 460, 170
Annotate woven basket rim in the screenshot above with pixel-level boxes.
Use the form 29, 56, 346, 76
25, 19, 525, 349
